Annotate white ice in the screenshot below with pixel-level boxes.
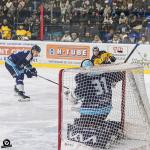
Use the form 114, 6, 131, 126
0, 65, 59, 150
0, 65, 150, 150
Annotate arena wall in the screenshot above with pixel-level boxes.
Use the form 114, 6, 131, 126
0, 40, 149, 74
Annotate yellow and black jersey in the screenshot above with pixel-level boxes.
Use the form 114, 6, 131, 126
91, 51, 116, 65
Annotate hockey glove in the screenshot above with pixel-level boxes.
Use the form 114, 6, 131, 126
25, 68, 37, 78
30, 68, 37, 77
110, 56, 116, 62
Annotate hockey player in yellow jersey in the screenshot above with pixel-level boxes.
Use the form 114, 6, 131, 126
91, 46, 116, 65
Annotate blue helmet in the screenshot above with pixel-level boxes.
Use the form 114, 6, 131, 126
80, 59, 93, 69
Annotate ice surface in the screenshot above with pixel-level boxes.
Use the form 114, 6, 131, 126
0, 65, 149, 150
0, 66, 59, 150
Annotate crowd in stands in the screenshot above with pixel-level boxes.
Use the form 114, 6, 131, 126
0, 0, 150, 44
0, 0, 41, 40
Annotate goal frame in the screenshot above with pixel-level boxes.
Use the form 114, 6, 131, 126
58, 68, 126, 150
58, 64, 150, 150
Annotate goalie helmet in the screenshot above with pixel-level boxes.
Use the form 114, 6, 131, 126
80, 59, 93, 69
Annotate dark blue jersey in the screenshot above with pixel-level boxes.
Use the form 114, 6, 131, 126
74, 72, 125, 109
7, 50, 33, 69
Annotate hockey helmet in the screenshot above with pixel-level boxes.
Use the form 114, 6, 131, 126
31, 45, 41, 52
80, 59, 93, 69
92, 46, 99, 52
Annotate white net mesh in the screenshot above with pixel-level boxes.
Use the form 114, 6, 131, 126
58, 63, 150, 150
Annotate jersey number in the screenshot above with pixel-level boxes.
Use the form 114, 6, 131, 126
92, 77, 108, 95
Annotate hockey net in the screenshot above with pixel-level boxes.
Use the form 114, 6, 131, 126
58, 63, 150, 150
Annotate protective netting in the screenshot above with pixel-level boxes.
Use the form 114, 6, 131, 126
58, 63, 150, 149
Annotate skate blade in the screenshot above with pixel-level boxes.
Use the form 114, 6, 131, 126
18, 98, 30, 102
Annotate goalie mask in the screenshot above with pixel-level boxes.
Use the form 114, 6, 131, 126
80, 59, 93, 69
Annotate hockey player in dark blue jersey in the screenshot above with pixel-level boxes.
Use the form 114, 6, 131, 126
5, 45, 41, 101
65, 59, 125, 148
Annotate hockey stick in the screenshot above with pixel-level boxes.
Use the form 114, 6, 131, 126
37, 75, 69, 89
124, 43, 139, 63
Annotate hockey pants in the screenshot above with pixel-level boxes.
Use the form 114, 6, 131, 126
5, 62, 25, 91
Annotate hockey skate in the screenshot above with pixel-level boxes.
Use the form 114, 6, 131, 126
18, 91, 30, 102
14, 85, 19, 96
14, 85, 30, 102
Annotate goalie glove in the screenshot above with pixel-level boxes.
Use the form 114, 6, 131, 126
64, 90, 78, 105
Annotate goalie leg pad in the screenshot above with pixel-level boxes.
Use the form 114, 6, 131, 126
67, 121, 122, 148
74, 115, 109, 127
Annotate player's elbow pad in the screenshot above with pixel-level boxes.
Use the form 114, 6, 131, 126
110, 56, 116, 62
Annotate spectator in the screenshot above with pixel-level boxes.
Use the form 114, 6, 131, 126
0, 19, 11, 40
92, 34, 102, 43
60, 2, 67, 23
111, 34, 121, 43
128, 29, 140, 43
18, 0, 26, 11
71, 32, 80, 42
103, 15, 113, 27
60, 31, 72, 42
105, 28, 115, 43
120, 34, 132, 44
103, 4, 111, 17
120, 0, 128, 11
127, 0, 133, 10
80, 31, 92, 43
117, 21, 130, 34
138, 35, 150, 44
119, 12, 128, 25
16, 25, 31, 40
6, 0, 12, 9
8, 0, 17, 16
